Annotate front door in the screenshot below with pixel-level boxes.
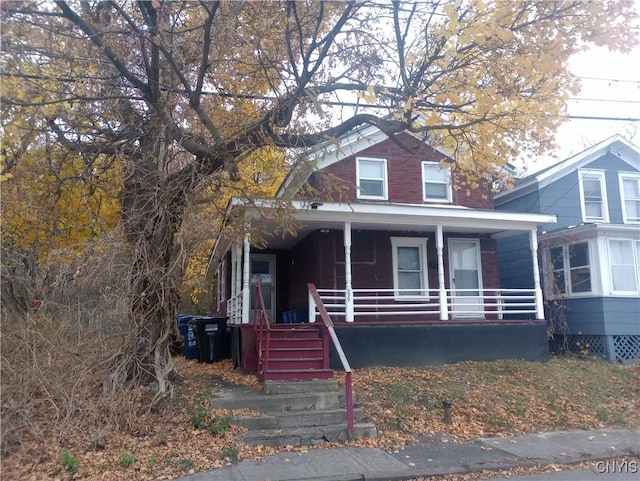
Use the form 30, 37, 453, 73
449, 239, 484, 319
250, 254, 276, 322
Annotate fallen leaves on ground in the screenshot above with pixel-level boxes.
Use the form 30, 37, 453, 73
339, 356, 640, 451
2, 355, 638, 480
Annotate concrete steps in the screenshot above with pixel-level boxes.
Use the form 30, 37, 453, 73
211, 379, 377, 447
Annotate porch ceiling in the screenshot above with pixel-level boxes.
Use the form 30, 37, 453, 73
246, 200, 557, 249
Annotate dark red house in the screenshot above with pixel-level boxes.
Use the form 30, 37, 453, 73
206, 125, 556, 372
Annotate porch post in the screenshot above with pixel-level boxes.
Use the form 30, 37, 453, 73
235, 243, 242, 300
529, 229, 544, 320
229, 243, 237, 323
344, 222, 354, 322
241, 232, 251, 324
436, 225, 448, 321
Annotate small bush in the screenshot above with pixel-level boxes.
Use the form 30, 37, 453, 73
220, 446, 239, 462
60, 448, 79, 473
119, 451, 135, 468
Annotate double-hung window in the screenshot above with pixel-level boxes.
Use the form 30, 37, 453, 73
608, 239, 640, 294
619, 173, 640, 224
422, 161, 451, 202
391, 237, 428, 297
578, 169, 609, 223
357, 157, 388, 200
545, 242, 591, 297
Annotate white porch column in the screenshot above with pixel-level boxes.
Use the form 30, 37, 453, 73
241, 232, 251, 324
344, 222, 354, 322
229, 243, 237, 323
436, 225, 449, 321
529, 229, 545, 320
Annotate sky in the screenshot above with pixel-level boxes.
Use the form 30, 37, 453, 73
531, 4, 640, 174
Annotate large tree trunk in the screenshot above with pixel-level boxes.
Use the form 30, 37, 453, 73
110, 134, 190, 395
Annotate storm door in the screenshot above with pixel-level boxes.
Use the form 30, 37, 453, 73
250, 254, 276, 322
448, 239, 484, 319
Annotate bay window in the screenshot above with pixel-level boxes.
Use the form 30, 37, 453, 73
608, 239, 640, 294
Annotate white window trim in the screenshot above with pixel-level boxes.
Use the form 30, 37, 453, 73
578, 169, 609, 223
422, 161, 452, 203
607, 237, 640, 295
390, 237, 429, 299
356, 157, 388, 200
543, 241, 593, 298
618, 172, 640, 225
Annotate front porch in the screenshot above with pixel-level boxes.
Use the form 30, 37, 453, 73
209, 199, 556, 368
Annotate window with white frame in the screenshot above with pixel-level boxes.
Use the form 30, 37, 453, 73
544, 241, 591, 297
391, 237, 428, 297
578, 169, 609, 223
608, 238, 640, 294
619, 172, 640, 224
356, 157, 388, 199
422, 161, 452, 202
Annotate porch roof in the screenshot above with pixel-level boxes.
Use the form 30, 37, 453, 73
206, 198, 556, 279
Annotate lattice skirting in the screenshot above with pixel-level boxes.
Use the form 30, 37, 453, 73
553, 335, 640, 363
612, 335, 640, 363
565, 335, 605, 356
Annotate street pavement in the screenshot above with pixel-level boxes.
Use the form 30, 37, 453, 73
172, 427, 639, 481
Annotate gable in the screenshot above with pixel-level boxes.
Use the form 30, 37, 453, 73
495, 136, 640, 206
306, 133, 492, 208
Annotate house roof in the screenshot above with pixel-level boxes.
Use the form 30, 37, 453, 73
494, 135, 640, 205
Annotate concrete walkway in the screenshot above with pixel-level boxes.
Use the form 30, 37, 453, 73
172, 427, 639, 481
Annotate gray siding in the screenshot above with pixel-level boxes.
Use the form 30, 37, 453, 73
547, 291, 640, 336
497, 233, 534, 289
498, 152, 639, 230
602, 297, 640, 335
552, 297, 606, 335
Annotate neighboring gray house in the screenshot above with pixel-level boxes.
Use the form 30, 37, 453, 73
494, 136, 640, 363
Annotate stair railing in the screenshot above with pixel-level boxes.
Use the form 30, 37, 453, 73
307, 283, 355, 439
253, 281, 271, 380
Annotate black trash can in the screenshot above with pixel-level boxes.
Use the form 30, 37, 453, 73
192, 316, 228, 363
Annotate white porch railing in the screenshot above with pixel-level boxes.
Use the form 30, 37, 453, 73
311, 287, 538, 320
227, 292, 243, 324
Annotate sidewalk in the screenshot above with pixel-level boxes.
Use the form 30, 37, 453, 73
172, 427, 640, 481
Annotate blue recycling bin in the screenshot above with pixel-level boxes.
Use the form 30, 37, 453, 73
177, 315, 198, 360
282, 309, 309, 324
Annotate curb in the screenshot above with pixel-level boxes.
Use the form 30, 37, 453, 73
300, 452, 635, 481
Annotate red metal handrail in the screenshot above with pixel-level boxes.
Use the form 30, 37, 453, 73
254, 281, 271, 380
307, 283, 355, 439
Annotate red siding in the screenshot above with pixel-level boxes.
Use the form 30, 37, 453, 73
290, 228, 500, 292
312, 133, 491, 209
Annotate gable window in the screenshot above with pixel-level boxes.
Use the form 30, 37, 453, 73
608, 239, 640, 294
391, 237, 428, 297
619, 173, 640, 224
578, 169, 609, 223
545, 242, 591, 297
357, 157, 388, 199
422, 161, 452, 202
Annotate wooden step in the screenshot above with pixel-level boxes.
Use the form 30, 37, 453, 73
268, 338, 323, 349
266, 357, 325, 370
268, 329, 321, 340
267, 347, 324, 359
